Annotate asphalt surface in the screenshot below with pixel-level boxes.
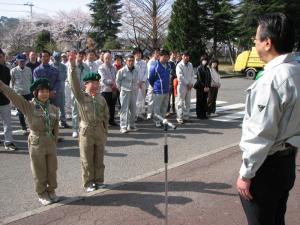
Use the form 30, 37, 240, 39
3, 145, 299, 225
0, 77, 253, 222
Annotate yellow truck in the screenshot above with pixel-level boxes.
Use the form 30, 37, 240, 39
234, 47, 266, 79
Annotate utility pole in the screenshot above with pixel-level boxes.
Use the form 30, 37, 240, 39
24, 2, 34, 17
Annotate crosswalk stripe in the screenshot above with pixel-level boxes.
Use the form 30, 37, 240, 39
211, 111, 244, 122
216, 103, 245, 113
190, 98, 227, 105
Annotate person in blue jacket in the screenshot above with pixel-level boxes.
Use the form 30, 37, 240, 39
148, 49, 171, 127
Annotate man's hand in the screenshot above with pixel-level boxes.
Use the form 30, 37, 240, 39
236, 177, 253, 200
187, 83, 193, 91
68, 51, 76, 67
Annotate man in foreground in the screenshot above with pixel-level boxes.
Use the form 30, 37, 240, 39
237, 13, 300, 225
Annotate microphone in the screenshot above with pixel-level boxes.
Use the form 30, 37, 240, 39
154, 114, 177, 130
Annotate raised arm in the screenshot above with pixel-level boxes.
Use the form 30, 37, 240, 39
68, 52, 84, 104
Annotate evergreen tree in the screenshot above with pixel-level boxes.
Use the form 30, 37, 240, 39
166, 0, 207, 66
35, 30, 54, 53
235, 0, 285, 50
200, 0, 235, 57
88, 0, 122, 49
284, 0, 300, 50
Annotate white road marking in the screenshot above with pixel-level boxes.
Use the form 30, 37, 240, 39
211, 111, 244, 122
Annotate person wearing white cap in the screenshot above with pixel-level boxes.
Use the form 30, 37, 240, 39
10, 53, 33, 133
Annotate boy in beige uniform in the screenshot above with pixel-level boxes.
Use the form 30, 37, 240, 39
68, 53, 109, 192
0, 78, 59, 205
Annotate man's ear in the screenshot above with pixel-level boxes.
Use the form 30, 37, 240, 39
264, 38, 272, 52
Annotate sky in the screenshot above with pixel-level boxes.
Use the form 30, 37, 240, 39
0, 0, 91, 18
0, 0, 240, 19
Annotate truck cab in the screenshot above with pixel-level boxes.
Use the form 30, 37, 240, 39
234, 47, 266, 79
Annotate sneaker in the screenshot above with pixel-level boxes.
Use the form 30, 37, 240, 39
59, 122, 70, 129
135, 115, 145, 122
109, 121, 119, 126
95, 183, 107, 189
177, 119, 184, 124
85, 183, 96, 192
128, 126, 138, 132
165, 112, 171, 118
120, 128, 128, 134
38, 194, 53, 206
21, 129, 29, 135
72, 131, 78, 138
4, 143, 18, 151
48, 192, 60, 203
155, 121, 162, 128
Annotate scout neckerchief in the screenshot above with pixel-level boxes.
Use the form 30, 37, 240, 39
34, 98, 53, 138
84, 90, 100, 120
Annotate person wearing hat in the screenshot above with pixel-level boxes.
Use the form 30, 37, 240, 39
51, 51, 69, 129
148, 49, 171, 127
68, 52, 109, 192
116, 54, 139, 133
176, 51, 194, 124
10, 53, 33, 134
0, 49, 18, 151
0, 77, 60, 205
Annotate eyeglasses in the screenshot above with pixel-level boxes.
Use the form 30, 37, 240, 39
251, 36, 258, 43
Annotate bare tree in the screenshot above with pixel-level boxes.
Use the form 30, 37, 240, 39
121, 0, 171, 50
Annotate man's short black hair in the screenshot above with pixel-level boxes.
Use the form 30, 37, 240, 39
151, 48, 160, 56
132, 47, 142, 55
78, 50, 86, 55
160, 49, 170, 56
41, 49, 51, 56
125, 54, 134, 60
114, 55, 122, 61
258, 13, 295, 54
86, 49, 96, 55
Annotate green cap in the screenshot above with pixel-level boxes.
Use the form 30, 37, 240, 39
83, 72, 101, 82
30, 78, 51, 92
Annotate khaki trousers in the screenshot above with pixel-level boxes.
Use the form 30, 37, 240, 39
79, 123, 107, 188
28, 134, 57, 197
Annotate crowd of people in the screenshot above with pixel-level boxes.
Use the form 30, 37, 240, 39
1, 47, 221, 139
0, 46, 221, 205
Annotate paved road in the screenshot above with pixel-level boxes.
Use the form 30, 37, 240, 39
0, 78, 253, 222
4, 145, 300, 225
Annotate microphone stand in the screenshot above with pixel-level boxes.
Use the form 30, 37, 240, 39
163, 122, 169, 225
154, 114, 176, 225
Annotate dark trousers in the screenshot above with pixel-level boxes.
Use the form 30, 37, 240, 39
196, 88, 208, 118
207, 87, 218, 114
101, 91, 118, 123
240, 148, 297, 225
167, 86, 176, 113
17, 94, 33, 130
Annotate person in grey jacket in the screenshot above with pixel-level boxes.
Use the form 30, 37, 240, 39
116, 54, 139, 133
237, 13, 300, 225
10, 53, 32, 133
51, 51, 69, 128
99, 52, 118, 126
